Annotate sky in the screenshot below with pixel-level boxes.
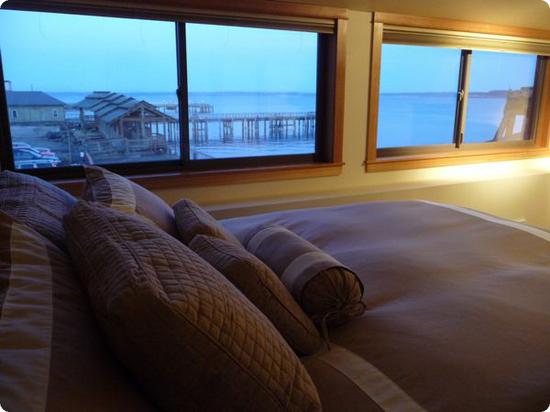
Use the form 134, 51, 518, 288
0, 10, 538, 95
0, 9, 318, 93
380, 44, 538, 93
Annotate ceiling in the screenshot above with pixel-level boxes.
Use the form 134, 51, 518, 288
277, 0, 550, 30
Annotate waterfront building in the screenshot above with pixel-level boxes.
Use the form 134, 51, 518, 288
6, 91, 66, 124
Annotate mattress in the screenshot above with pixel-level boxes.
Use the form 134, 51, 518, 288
223, 200, 550, 412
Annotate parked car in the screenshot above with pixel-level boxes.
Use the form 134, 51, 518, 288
12, 142, 60, 161
33, 146, 57, 158
12, 142, 34, 150
13, 148, 60, 169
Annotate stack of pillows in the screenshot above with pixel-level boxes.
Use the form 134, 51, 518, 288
0, 165, 365, 412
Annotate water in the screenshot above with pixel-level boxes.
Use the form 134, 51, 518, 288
378, 93, 509, 147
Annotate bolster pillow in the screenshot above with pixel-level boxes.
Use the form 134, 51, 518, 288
246, 225, 365, 327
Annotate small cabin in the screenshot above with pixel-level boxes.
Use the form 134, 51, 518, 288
6, 91, 65, 124
73, 91, 179, 145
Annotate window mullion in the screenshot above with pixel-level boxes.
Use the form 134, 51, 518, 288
176, 22, 190, 165
526, 56, 547, 142
0, 51, 15, 171
453, 49, 472, 149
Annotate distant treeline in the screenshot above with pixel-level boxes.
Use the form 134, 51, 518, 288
381, 88, 532, 98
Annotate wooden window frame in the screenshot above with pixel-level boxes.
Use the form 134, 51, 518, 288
366, 13, 550, 172
0, 0, 347, 189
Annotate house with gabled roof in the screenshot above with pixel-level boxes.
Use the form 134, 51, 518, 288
6, 91, 65, 124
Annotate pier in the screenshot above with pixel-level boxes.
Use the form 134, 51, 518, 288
61, 94, 317, 163
188, 112, 316, 144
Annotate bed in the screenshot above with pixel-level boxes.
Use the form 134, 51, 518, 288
2, 167, 549, 411
222, 200, 550, 412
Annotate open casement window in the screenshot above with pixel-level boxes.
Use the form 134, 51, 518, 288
0, 0, 347, 188
366, 13, 550, 171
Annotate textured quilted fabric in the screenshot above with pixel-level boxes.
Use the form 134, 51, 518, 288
0, 210, 156, 412
82, 165, 178, 237
173, 198, 242, 246
0, 170, 76, 250
189, 234, 323, 355
64, 201, 321, 412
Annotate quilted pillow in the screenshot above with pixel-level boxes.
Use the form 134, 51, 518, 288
64, 201, 321, 412
0, 210, 155, 412
189, 234, 323, 355
82, 165, 177, 237
0, 170, 75, 249
173, 198, 241, 245
247, 225, 366, 328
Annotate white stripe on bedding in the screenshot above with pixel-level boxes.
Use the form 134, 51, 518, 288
0, 222, 54, 412
246, 226, 277, 254
280, 251, 340, 286
420, 200, 550, 242
317, 345, 426, 412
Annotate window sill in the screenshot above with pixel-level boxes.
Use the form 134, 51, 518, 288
365, 147, 550, 172
54, 162, 344, 195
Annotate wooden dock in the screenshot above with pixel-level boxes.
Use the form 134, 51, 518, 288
188, 111, 316, 144
136, 101, 316, 145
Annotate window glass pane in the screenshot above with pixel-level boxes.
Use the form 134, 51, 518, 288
377, 44, 461, 148
464, 51, 537, 143
0, 10, 179, 169
186, 23, 317, 159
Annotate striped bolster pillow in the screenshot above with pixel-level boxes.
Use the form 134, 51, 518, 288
247, 225, 365, 327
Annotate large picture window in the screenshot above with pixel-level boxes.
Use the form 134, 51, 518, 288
377, 45, 539, 149
0, 10, 180, 169
0, 3, 347, 184
186, 23, 318, 159
366, 13, 550, 171
463, 51, 538, 144
378, 45, 462, 148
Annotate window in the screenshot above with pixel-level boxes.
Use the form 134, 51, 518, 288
1, 10, 179, 169
366, 13, 550, 171
464, 51, 537, 143
378, 45, 461, 148
0, 4, 346, 183
186, 23, 318, 159
11, 109, 16, 119
378, 46, 538, 149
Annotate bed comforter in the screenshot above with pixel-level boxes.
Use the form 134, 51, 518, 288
223, 201, 550, 412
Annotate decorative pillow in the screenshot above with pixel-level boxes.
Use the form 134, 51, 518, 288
64, 201, 321, 412
82, 165, 177, 237
189, 234, 323, 355
0, 211, 155, 412
173, 198, 241, 245
0, 170, 76, 249
247, 225, 366, 328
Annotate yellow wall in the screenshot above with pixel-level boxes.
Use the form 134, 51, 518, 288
154, 9, 550, 228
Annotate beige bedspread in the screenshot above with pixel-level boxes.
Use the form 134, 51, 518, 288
223, 201, 550, 412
